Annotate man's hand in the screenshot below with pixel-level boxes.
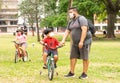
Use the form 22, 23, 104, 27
60, 40, 65, 46
78, 41, 83, 48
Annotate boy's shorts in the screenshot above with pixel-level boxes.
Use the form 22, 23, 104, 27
44, 49, 58, 56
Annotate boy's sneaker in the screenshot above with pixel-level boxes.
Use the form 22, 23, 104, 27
54, 64, 57, 68
43, 64, 47, 69
79, 72, 88, 79
64, 71, 75, 77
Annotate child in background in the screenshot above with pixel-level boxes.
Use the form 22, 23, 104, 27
40, 28, 60, 69
15, 29, 27, 60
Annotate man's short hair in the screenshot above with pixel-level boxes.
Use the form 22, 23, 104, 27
69, 7, 78, 13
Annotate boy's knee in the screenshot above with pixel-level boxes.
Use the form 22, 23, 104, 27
43, 52, 48, 56
54, 55, 58, 58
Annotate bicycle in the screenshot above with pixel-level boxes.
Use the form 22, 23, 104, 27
13, 41, 28, 63
41, 43, 63, 80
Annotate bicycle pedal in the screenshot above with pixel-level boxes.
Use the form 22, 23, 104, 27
56, 72, 58, 76
40, 71, 42, 75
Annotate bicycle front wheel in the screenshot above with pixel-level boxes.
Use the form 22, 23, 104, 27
48, 59, 54, 80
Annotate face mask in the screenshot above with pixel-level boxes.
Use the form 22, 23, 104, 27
49, 32, 54, 37
69, 13, 74, 19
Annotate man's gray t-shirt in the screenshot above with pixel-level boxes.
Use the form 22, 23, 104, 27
67, 16, 92, 45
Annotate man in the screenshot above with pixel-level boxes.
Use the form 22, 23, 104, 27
61, 7, 92, 79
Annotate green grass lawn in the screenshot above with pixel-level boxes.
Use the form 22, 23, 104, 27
0, 34, 120, 83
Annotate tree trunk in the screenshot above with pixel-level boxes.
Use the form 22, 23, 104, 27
31, 26, 34, 36
36, 13, 40, 41
35, 4, 40, 42
68, 0, 73, 48
106, 12, 116, 38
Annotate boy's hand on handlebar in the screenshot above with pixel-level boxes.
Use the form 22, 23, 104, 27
40, 41, 47, 46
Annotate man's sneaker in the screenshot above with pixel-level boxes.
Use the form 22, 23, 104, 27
54, 64, 57, 68
64, 71, 75, 77
79, 72, 88, 79
43, 64, 47, 69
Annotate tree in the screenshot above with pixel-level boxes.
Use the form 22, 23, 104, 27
101, 0, 120, 38
74, 0, 102, 22
67, 0, 73, 21
19, 0, 36, 36
40, 0, 68, 28
19, 0, 43, 41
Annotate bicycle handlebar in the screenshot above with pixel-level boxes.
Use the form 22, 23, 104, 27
41, 43, 63, 50
12, 41, 24, 45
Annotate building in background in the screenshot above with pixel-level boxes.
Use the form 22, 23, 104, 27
0, 0, 18, 32
94, 14, 120, 33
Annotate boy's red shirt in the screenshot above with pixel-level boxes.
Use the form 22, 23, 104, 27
42, 37, 59, 49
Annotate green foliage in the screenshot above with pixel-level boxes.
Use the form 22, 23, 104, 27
40, 13, 67, 27
40, 15, 57, 27
73, 0, 102, 20
41, 0, 103, 27
58, 0, 68, 13
44, 0, 58, 15
52, 13, 67, 27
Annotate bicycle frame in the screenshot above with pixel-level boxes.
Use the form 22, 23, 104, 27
46, 49, 55, 80
13, 41, 28, 63
41, 43, 63, 80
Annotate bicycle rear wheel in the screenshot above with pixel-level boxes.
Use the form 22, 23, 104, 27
48, 59, 54, 80
15, 51, 18, 63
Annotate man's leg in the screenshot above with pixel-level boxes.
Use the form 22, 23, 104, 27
83, 59, 89, 74
79, 59, 89, 79
70, 58, 77, 74
64, 58, 77, 77
79, 44, 91, 79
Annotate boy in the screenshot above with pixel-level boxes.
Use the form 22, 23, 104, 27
40, 28, 59, 69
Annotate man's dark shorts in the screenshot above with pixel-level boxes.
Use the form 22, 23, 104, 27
70, 44, 91, 60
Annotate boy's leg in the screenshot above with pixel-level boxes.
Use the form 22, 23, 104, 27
54, 55, 58, 63
54, 55, 58, 68
43, 52, 47, 65
43, 52, 48, 69
53, 50, 58, 68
